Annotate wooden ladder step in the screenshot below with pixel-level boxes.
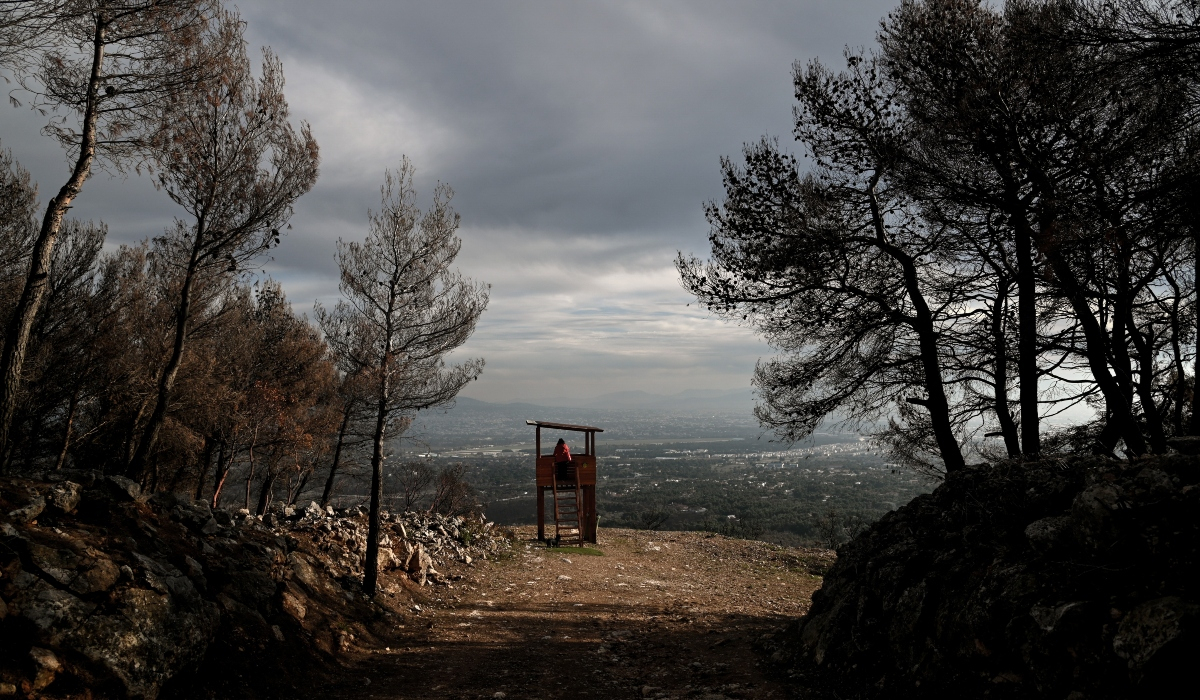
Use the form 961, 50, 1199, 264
550, 462, 588, 547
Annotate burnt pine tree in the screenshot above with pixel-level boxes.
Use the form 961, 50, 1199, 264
679, 51, 967, 474
317, 159, 488, 596
882, 0, 1198, 455
1071, 0, 1200, 435
0, 0, 232, 463
129, 12, 319, 482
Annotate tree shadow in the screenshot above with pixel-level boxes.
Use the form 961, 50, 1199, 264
307, 599, 797, 700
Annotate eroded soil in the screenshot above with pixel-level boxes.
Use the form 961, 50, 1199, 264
309, 527, 832, 700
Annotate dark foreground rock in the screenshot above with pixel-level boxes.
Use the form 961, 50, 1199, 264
0, 472, 510, 699
773, 456, 1200, 699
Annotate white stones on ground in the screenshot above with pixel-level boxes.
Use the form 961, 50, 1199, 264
407, 543, 434, 586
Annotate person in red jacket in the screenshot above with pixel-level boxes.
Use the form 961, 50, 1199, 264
553, 438, 572, 465
553, 438, 574, 482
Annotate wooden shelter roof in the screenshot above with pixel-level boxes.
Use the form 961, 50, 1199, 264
525, 419, 604, 433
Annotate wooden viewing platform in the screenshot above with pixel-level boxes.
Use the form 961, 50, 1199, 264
527, 419, 602, 544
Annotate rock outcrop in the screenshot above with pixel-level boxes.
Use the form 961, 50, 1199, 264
776, 456, 1200, 699
0, 472, 510, 699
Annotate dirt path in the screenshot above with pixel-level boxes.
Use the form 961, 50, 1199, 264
307, 527, 831, 700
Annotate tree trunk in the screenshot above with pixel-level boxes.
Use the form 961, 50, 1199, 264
124, 395, 153, 467
1192, 228, 1200, 435
991, 287, 1021, 457
1015, 219, 1039, 457
320, 406, 352, 507
0, 21, 106, 465
1095, 413, 1122, 455
867, 185, 965, 473
211, 441, 231, 509
130, 251, 202, 481
243, 433, 257, 510
1126, 313, 1167, 453
194, 437, 214, 501
289, 466, 312, 505
1048, 253, 1147, 454
1169, 293, 1185, 437
255, 464, 276, 516
364, 297, 396, 597
54, 386, 81, 471
363, 382, 388, 596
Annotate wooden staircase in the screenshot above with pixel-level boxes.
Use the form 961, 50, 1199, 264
550, 462, 584, 546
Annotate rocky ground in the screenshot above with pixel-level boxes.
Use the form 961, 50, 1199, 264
1, 470, 834, 700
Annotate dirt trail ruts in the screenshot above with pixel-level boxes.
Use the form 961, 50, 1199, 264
306, 527, 831, 700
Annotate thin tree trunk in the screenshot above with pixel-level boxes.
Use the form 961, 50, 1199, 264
211, 441, 231, 509
867, 183, 965, 473
1110, 264, 1140, 430
1048, 253, 1147, 455
243, 431, 258, 510
321, 406, 352, 507
255, 463, 276, 516
995, 164, 1039, 457
54, 386, 81, 471
289, 466, 312, 505
991, 287, 1021, 457
364, 294, 397, 596
1160, 266, 1187, 436
1192, 229, 1200, 435
131, 253, 203, 481
1169, 291, 1185, 436
1015, 220, 1039, 457
194, 437, 214, 501
363, 386, 388, 596
124, 396, 152, 467
1126, 313, 1167, 452
0, 21, 107, 465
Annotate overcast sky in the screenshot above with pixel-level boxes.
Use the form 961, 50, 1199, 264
1, 0, 897, 404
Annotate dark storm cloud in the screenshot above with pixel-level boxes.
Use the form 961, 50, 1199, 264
1, 0, 898, 402
243, 0, 894, 236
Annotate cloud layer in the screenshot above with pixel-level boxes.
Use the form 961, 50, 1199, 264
1, 0, 897, 403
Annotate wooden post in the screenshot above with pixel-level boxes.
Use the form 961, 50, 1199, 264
537, 486, 545, 542
585, 430, 596, 542
535, 424, 543, 541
